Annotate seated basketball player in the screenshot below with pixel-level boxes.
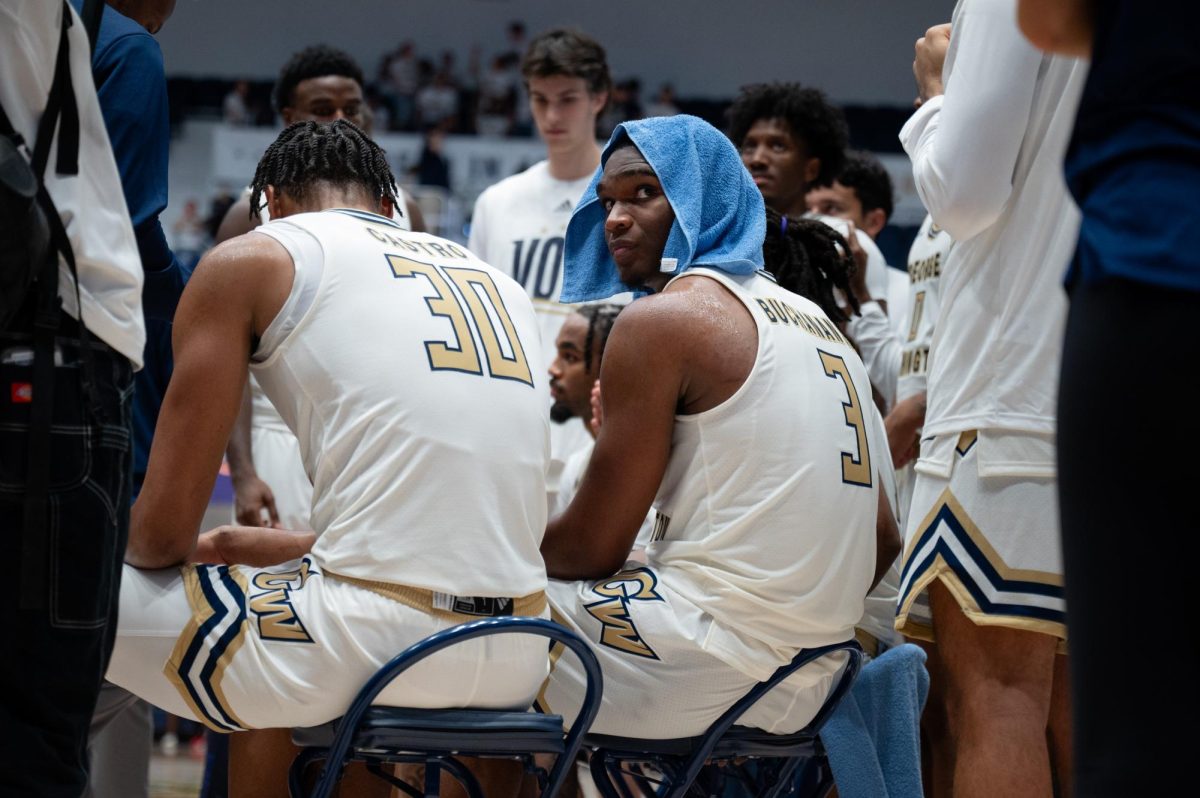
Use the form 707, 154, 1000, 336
537, 115, 900, 738
105, 121, 551, 796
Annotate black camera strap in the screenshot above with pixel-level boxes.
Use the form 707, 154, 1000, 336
8, 2, 98, 612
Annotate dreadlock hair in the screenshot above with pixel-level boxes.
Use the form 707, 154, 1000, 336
762, 207, 859, 324
248, 120, 398, 218
576, 302, 624, 373
726, 83, 849, 189
274, 45, 364, 113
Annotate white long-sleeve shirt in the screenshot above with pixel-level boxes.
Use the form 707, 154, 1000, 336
1, 0, 144, 366
900, 0, 1086, 442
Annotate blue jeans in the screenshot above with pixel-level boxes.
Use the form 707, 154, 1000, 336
0, 330, 133, 798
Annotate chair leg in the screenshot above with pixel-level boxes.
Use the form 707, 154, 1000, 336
762, 757, 803, 798
433, 756, 487, 798
423, 758, 442, 798
308, 756, 348, 798
287, 747, 326, 798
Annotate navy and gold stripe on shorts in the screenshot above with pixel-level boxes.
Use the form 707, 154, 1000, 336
165, 565, 252, 733
896, 488, 1066, 641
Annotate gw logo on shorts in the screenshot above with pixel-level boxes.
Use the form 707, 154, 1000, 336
585, 568, 663, 660
249, 559, 316, 643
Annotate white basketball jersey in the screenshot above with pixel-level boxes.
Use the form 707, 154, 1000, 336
469, 161, 594, 502
248, 189, 411, 437
897, 214, 953, 403
251, 209, 548, 598
647, 268, 882, 680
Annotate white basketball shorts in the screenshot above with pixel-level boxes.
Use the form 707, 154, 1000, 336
106, 557, 549, 731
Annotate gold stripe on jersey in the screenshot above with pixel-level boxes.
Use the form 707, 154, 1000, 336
531, 297, 578, 316
324, 570, 547, 621
534, 605, 571, 714
956, 430, 979, 456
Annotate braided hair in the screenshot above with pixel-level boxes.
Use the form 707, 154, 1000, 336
248, 120, 398, 219
576, 302, 624, 373
762, 207, 859, 324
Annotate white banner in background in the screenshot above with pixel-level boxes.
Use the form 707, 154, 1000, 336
211, 126, 925, 226
212, 126, 550, 204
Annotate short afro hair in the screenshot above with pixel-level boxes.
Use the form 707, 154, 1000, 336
727, 83, 849, 189
837, 150, 894, 222
274, 45, 364, 113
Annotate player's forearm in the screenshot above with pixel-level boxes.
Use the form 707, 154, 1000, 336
225, 384, 257, 482
871, 487, 902, 591
542, 513, 632, 581
126, 499, 199, 569
902, 2, 1044, 241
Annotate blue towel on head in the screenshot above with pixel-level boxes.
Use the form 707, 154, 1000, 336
820, 643, 929, 798
561, 115, 766, 302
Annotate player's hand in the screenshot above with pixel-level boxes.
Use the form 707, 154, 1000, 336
914, 23, 951, 104
232, 474, 281, 528
191, 525, 316, 567
589, 379, 603, 436
843, 221, 872, 307
885, 392, 927, 469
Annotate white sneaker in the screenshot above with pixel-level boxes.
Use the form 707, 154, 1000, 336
160, 732, 179, 757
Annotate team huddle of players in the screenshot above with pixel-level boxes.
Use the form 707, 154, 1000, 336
99, 9, 1077, 798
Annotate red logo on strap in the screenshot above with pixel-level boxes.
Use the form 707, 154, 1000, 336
11, 382, 32, 403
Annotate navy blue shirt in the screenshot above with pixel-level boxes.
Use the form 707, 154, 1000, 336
1064, 0, 1200, 291
73, 1, 191, 493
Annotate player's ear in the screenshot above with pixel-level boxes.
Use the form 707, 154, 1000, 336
863, 208, 888, 239
803, 157, 821, 187
590, 89, 609, 116
265, 185, 284, 220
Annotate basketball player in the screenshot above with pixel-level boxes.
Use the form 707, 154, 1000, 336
805, 152, 911, 408
728, 85, 899, 406
215, 44, 424, 532
104, 121, 550, 797
536, 115, 899, 739
547, 305, 660, 564
886, 211, 955, 798
547, 304, 620, 509
759, 209, 903, 656
895, 2, 1085, 795
806, 150, 911, 334
468, 29, 611, 510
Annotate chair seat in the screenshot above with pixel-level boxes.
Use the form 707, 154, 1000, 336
586, 726, 823, 760
293, 708, 567, 756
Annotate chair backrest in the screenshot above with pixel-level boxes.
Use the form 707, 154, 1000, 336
673, 639, 865, 793
315, 616, 604, 798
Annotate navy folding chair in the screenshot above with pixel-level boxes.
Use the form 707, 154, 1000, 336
586, 640, 864, 798
289, 616, 603, 798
